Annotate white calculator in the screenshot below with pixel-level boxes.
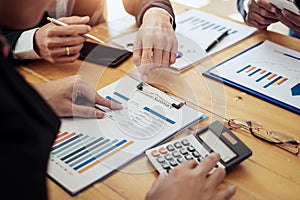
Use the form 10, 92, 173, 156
146, 121, 252, 174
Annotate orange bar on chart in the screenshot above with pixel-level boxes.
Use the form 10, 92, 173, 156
53, 132, 76, 146
246, 66, 256, 73
275, 77, 288, 85
260, 69, 266, 74
267, 73, 277, 80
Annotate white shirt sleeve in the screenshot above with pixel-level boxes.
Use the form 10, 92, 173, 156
13, 28, 41, 60
244, 0, 250, 13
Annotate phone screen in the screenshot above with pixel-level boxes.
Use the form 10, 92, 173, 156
79, 42, 132, 67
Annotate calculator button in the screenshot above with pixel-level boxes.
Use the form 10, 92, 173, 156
178, 157, 185, 163
185, 154, 193, 160
172, 151, 180, 157
181, 139, 190, 146
157, 156, 165, 163
169, 160, 178, 167
197, 157, 202, 162
174, 142, 182, 149
164, 154, 173, 160
151, 149, 160, 157
179, 148, 188, 155
162, 163, 171, 170
159, 147, 168, 154
166, 144, 175, 151
187, 146, 195, 152
192, 151, 200, 158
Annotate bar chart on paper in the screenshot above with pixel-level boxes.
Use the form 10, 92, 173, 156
175, 9, 257, 54
50, 131, 133, 174
236, 65, 288, 89
204, 40, 300, 114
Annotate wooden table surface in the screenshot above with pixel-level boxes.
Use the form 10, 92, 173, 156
18, 3, 300, 200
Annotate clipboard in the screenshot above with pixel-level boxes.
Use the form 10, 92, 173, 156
47, 75, 207, 195
203, 40, 300, 115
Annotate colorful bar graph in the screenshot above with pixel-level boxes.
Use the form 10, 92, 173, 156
51, 132, 133, 174
236, 65, 288, 89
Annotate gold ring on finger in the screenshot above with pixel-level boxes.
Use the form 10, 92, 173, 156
65, 46, 70, 56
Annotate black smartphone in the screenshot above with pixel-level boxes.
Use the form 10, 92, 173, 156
79, 41, 132, 68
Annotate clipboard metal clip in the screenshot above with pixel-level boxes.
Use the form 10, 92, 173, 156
136, 82, 185, 109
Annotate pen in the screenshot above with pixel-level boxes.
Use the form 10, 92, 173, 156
205, 30, 229, 52
94, 104, 107, 113
47, 17, 104, 44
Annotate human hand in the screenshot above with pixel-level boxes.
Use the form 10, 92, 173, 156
146, 153, 236, 200
245, 0, 281, 29
279, 9, 300, 35
34, 16, 91, 64
133, 8, 178, 82
33, 75, 122, 118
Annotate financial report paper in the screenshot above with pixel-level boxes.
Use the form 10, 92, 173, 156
47, 76, 206, 195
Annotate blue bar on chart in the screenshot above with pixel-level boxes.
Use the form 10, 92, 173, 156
143, 107, 176, 124
113, 92, 130, 101
105, 96, 122, 104
51, 132, 133, 174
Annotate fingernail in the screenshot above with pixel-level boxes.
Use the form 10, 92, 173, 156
142, 74, 148, 82
96, 111, 105, 118
82, 16, 89, 20
113, 103, 123, 109
228, 185, 237, 193
210, 152, 220, 160
87, 25, 91, 31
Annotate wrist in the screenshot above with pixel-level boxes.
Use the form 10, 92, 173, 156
33, 28, 41, 56
143, 7, 174, 29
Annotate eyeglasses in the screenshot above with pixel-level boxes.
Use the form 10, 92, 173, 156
226, 119, 299, 155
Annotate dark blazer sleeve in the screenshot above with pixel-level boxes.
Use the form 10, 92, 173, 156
237, 0, 247, 20
135, 0, 176, 30
295, 0, 300, 9
0, 28, 23, 50
0, 12, 49, 51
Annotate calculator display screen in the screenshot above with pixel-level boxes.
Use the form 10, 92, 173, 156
199, 130, 237, 162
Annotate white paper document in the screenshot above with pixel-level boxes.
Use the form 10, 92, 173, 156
47, 76, 206, 195
204, 40, 300, 114
110, 10, 257, 72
